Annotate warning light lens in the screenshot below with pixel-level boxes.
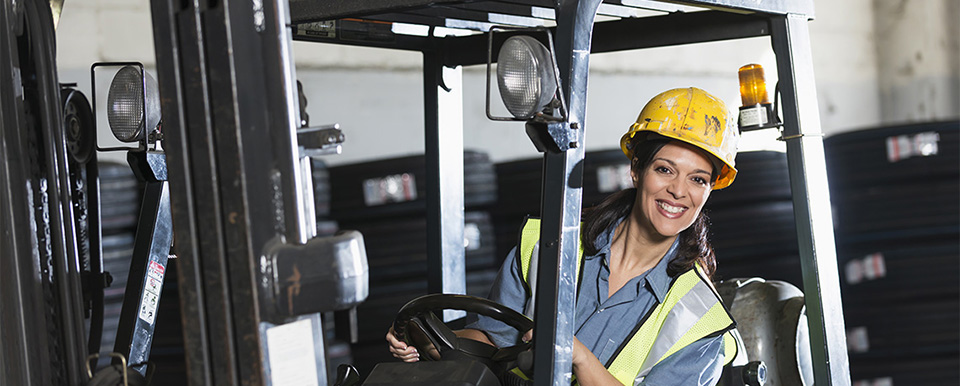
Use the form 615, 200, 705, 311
738, 64, 769, 107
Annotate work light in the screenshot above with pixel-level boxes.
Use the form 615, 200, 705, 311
496, 35, 558, 120
106, 65, 160, 143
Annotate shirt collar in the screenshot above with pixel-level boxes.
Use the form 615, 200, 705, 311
588, 216, 678, 304
586, 217, 624, 261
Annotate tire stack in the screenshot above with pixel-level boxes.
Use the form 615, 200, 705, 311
492, 149, 635, 264
705, 150, 803, 287
824, 121, 959, 385
328, 151, 498, 375
312, 158, 339, 237
149, 259, 187, 384
311, 159, 353, 380
94, 162, 142, 368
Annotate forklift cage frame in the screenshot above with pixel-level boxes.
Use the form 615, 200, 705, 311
148, 0, 849, 385
0, 0, 850, 385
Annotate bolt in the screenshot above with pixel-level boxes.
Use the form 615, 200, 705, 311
569, 141, 578, 148
571, 122, 579, 129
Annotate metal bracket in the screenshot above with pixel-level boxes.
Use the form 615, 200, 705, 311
777, 132, 823, 141
265, 231, 369, 320
298, 124, 345, 157
525, 121, 577, 153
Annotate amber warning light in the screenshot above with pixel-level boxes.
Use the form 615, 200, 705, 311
737, 64, 779, 131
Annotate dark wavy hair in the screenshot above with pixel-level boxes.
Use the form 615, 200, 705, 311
581, 135, 718, 278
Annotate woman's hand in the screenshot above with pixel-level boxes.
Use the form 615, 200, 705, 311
571, 336, 623, 386
386, 326, 419, 362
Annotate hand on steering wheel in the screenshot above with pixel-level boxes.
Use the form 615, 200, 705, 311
391, 294, 534, 363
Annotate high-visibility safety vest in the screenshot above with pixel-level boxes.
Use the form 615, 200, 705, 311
517, 218, 739, 385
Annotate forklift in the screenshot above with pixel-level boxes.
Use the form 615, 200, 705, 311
0, 0, 850, 385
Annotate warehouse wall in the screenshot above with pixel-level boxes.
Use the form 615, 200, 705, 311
54, 0, 958, 165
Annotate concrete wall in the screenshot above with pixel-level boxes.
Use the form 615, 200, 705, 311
54, 0, 956, 165
874, 0, 960, 124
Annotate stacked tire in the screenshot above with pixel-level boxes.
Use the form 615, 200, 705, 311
328, 151, 498, 375
94, 162, 142, 368
825, 121, 959, 385
706, 150, 803, 287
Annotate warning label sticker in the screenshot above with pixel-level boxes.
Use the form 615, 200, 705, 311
138, 261, 165, 325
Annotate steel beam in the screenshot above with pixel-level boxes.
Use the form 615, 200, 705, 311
671, 0, 814, 17
424, 52, 467, 321
151, 0, 330, 383
0, 1, 54, 384
440, 11, 769, 67
149, 1, 234, 383
531, 0, 601, 385
290, 0, 463, 23
770, 13, 850, 386
289, 0, 814, 25
112, 178, 173, 374
292, 20, 433, 51
23, 1, 88, 383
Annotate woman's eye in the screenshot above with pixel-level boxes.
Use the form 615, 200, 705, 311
692, 176, 708, 185
655, 166, 670, 174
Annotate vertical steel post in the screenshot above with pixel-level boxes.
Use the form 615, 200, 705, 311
150, 0, 329, 383
148, 0, 229, 383
268, 0, 314, 245
424, 51, 467, 321
0, 2, 55, 384
113, 178, 173, 373
771, 14, 851, 386
23, 1, 88, 382
532, 1, 602, 385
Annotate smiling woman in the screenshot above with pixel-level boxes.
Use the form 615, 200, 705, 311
388, 87, 744, 386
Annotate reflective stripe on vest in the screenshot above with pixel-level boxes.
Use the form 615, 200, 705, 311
518, 218, 738, 385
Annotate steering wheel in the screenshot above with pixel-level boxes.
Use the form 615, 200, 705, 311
393, 294, 534, 366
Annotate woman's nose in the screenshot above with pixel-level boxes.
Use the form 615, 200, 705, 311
666, 178, 685, 198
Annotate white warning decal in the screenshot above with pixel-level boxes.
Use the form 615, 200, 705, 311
138, 261, 165, 325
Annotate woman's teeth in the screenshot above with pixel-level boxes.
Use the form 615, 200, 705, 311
658, 201, 685, 214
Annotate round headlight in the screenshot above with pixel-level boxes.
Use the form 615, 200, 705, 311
496, 35, 557, 119
107, 65, 160, 142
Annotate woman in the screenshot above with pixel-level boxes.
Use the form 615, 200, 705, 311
388, 87, 741, 385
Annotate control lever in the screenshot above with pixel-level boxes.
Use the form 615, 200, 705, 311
333, 364, 361, 386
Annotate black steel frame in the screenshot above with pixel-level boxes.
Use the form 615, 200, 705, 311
112, 151, 173, 374
0, 0, 89, 384
137, 1, 849, 386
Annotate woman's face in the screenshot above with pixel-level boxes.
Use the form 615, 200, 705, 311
632, 141, 714, 239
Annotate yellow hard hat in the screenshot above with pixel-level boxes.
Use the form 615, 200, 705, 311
620, 87, 740, 190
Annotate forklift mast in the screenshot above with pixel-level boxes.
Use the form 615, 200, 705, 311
0, 0, 851, 385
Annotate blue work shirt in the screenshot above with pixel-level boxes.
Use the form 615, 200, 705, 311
467, 218, 725, 385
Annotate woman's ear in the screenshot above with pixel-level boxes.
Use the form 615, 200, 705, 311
630, 157, 640, 185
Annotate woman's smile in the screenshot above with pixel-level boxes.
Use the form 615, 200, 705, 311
655, 199, 687, 218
